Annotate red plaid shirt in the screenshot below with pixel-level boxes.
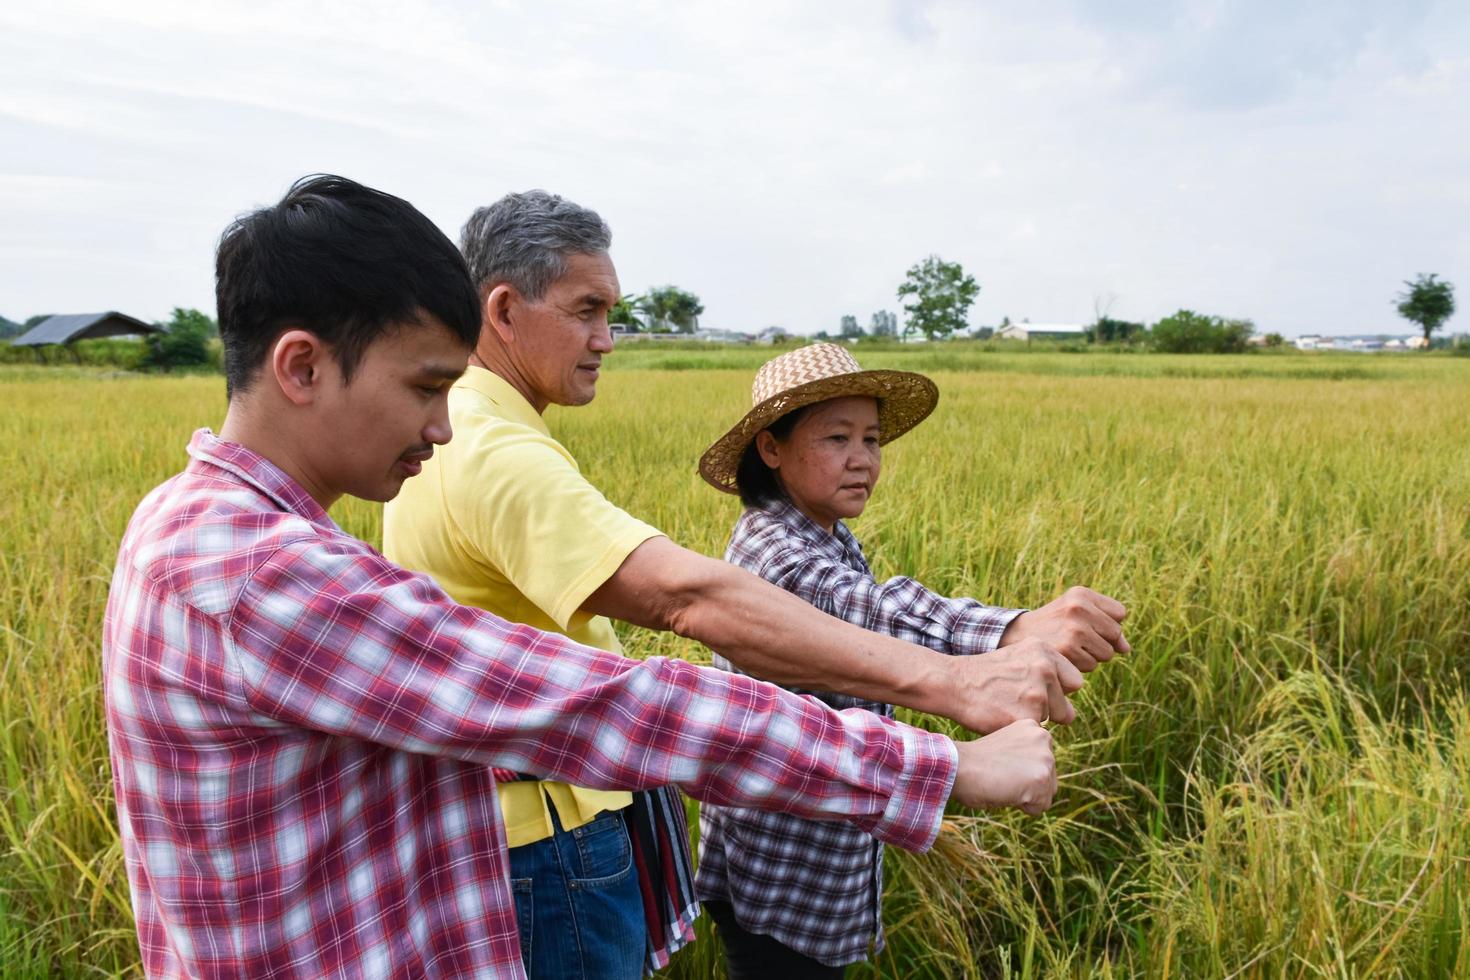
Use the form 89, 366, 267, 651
103, 430, 957, 979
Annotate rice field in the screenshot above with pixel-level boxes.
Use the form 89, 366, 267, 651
2, 349, 1468, 977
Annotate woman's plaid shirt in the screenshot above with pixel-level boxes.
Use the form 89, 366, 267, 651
695, 499, 1023, 967
102, 431, 959, 979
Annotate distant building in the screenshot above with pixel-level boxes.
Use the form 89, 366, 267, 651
693, 328, 754, 344
1297, 333, 1423, 351
614, 330, 689, 343
11, 311, 161, 347
996, 322, 1087, 343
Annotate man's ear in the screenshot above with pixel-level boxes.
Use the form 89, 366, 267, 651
270, 329, 328, 406
755, 429, 781, 469
483, 284, 518, 345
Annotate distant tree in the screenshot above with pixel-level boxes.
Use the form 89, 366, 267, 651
1221, 319, 1254, 351
635, 291, 673, 332
667, 290, 703, 333
839, 314, 863, 339
0, 314, 22, 339
868, 310, 897, 338
972, 326, 994, 340
609, 294, 642, 329
896, 255, 979, 340
145, 307, 214, 370
1087, 317, 1146, 345
814, 330, 831, 341
1396, 274, 1456, 345
1263, 332, 1285, 348
638, 286, 704, 333
1150, 310, 1254, 354
165, 306, 218, 337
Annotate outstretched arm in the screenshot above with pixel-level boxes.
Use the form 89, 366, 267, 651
230, 536, 970, 849
585, 536, 1085, 732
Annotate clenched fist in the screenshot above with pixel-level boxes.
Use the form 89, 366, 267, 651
1000, 586, 1129, 673
943, 638, 1085, 733
949, 720, 1057, 816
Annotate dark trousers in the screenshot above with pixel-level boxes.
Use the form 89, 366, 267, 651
703, 900, 846, 979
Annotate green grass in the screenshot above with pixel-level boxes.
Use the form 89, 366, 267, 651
604, 342, 1466, 382
2, 353, 1468, 977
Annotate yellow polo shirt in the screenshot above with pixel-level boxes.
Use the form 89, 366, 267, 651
383, 366, 662, 847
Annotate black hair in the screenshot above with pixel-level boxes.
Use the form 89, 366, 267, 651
215, 174, 481, 398
733, 406, 809, 508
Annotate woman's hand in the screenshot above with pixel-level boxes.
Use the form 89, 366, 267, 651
1000, 586, 1129, 672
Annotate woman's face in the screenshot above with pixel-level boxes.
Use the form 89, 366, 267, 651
756, 395, 881, 532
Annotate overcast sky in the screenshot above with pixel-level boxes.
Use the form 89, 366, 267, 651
3, 0, 1467, 337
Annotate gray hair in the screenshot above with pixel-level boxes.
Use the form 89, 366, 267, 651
460, 190, 612, 300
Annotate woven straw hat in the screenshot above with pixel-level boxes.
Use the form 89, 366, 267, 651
698, 343, 938, 494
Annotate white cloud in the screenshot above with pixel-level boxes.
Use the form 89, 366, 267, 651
0, 0, 1466, 336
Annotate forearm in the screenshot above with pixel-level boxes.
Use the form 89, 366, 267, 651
589, 539, 1086, 734
587, 537, 977, 720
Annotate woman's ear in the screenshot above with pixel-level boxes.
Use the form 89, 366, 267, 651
755, 429, 781, 469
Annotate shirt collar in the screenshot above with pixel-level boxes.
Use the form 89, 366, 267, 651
186, 428, 337, 529
758, 497, 869, 569
456, 365, 550, 436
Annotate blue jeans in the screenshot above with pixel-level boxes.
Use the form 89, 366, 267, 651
508, 807, 646, 979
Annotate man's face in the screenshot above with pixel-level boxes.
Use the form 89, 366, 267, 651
512, 251, 619, 408
312, 318, 468, 502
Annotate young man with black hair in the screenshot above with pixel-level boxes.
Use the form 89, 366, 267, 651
102, 175, 1059, 978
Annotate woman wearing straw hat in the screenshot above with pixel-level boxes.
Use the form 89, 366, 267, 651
693, 343, 1128, 977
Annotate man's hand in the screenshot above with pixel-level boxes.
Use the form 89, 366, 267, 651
949, 720, 1056, 815
942, 638, 1085, 733
1000, 586, 1129, 673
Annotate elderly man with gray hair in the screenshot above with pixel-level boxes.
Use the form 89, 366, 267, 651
383, 191, 1128, 978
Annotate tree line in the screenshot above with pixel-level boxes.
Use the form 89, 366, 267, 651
820, 258, 1459, 352
3, 270, 1459, 365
